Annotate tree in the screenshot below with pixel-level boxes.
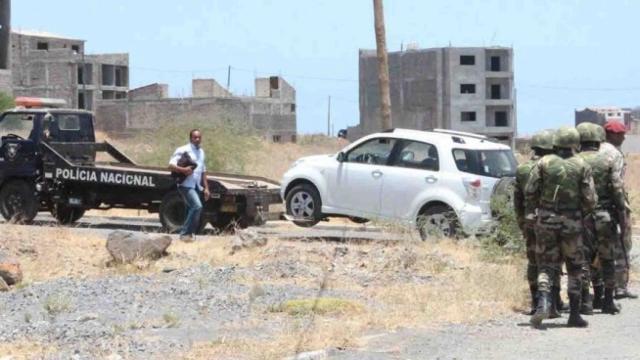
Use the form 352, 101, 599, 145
0, 92, 13, 112
373, 0, 392, 130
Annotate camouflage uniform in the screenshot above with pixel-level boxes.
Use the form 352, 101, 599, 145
600, 141, 633, 293
578, 123, 625, 313
526, 127, 597, 328
514, 130, 557, 314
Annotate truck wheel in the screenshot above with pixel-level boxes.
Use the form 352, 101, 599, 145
159, 191, 206, 234
285, 183, 321, 227
417, 204, 459, 241
0, 180, 38, 223
51, 204, 85, 225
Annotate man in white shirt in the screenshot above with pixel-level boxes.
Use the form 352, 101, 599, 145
169, 129, 210, 241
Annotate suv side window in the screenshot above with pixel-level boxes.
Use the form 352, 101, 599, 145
346, 137, 396, 165
391, 140, 439, 171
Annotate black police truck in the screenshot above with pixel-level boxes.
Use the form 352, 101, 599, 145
0, 102, 281, 233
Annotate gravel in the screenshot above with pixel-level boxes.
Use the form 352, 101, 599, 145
0, 263, 358, 359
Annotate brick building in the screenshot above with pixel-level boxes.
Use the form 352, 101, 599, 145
95, 76, 297, 143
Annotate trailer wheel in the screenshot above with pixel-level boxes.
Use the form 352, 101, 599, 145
0, 180, 38, 223
51, 204, 85, 225
159, 191, 206, 234
210, 214, 250, 234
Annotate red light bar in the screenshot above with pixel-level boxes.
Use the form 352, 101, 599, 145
14, 97, 67, 109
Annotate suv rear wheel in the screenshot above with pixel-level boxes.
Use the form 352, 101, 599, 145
285, 183, 322, 227
417, 204, 459, 241
0, 180, 38, 223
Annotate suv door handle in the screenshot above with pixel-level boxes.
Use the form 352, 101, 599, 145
371, 170, 383, 178
425, 175, 438, 184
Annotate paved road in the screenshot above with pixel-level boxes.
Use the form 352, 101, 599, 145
329, 234, 640, 360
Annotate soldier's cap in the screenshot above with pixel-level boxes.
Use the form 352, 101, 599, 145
604, 120, 626, 134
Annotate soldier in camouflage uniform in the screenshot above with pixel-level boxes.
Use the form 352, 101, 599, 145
525, 127, 596, 328
514, 130, 559, 316
577, 123, 624, 314
601, 120, 637, 299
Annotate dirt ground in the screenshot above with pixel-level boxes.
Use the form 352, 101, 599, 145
0, 222, 527, 359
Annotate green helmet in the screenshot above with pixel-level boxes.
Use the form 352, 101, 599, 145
594, 124, 606, 142
553, 126, 580, 149
530, 129, 554, 150
576, 122, 601, 143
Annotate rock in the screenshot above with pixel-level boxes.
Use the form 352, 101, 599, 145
76, 313, 99, 322
230, 229, 268, 254
248, 283, 265, 301
0, 252, 23, 285
106, 231, 172, 264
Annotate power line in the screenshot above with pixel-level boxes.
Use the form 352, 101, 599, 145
519, 83, 640, 92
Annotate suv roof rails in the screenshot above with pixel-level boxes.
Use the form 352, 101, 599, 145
431, 128, 488, 140
381, 128, 396, 133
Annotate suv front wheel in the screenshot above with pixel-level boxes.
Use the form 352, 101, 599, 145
285, 183, 322, 227
417, 204, 460, 241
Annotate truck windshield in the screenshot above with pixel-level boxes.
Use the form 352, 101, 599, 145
0, 113, 35, 140
452, 148, 517, 178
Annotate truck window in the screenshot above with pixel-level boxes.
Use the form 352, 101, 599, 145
56, 114, 81, 131
0, 113, 34, 140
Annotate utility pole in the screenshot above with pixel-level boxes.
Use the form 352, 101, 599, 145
226, 65, 231, 90
373, 0, 392, 130
327, 95, 331, 136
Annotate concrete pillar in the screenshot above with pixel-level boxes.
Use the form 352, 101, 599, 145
0, 0, 10, 70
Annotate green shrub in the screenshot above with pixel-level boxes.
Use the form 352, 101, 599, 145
0, 92, 14, 112
482, 188, 524, 260
271, 298, 363, 316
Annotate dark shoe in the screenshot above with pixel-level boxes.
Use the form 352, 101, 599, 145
580, 287, 594, 315
530, 291, 551, 328
567, 294, 589, 328
602, 288, 621, 315
615, 288, 639, 299
592, 285, 604, 309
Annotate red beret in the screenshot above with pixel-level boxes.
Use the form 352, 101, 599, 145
604, 120, 626, 133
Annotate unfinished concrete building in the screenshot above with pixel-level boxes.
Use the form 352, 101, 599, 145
0, 0, 12, 95
9, 30, 128, 109
350, 46, 516, 146
94, 76, 297, 143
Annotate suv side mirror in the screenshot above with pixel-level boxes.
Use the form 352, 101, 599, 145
337, 152, 346, 162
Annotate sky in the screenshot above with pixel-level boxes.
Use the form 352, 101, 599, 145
11, 0, 640, 136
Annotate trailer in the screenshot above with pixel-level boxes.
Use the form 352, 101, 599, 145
0, 104, 281, 233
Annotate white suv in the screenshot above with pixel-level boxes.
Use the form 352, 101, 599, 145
281, 128, 517, 239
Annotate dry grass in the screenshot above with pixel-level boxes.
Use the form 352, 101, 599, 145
243, 135, 346, 180
181, 238, 527, 360
0, 341, 58, 360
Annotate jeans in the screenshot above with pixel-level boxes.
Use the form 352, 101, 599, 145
178, 186, 203, 235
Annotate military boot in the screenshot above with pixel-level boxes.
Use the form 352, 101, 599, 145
525, 284, 537, 315
580, 286, 594, 315
567, 294, 589, 328
602, 288, 621, 315
530, 291, 551, 329
592, 285, 604, 309
548, 287, 561, 319
615, 287, 639, 299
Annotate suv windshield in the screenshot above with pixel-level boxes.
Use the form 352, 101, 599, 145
452, 149, 517, 178
0, 113, 34, 140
